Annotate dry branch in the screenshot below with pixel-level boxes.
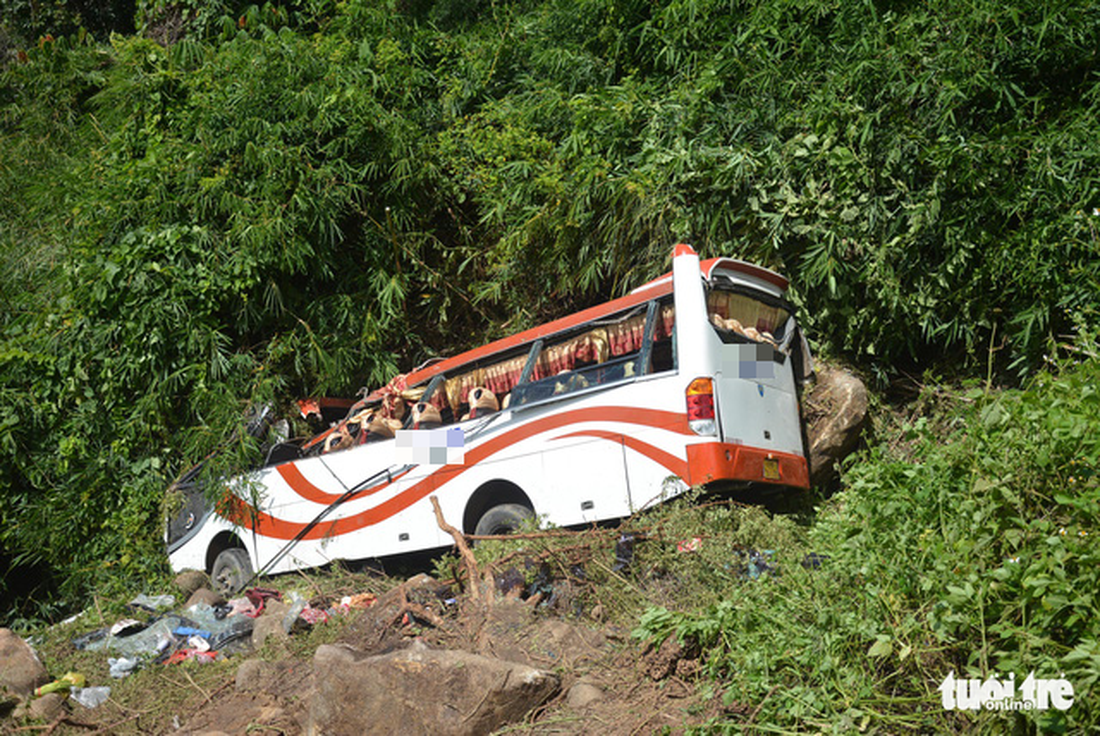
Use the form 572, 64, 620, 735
430, 495, 482, 605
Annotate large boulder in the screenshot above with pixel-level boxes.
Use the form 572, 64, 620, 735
0, 628, 48, 701
309, 640, 559, 736
804, 365, 870, 488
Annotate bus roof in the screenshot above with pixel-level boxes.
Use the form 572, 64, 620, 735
630, 257, 789, 296
392, 280, 673, 394
384, 255, 789, 395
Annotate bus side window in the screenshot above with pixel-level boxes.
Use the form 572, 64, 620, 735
530, 300, 675, 398
647, 303, 676, 374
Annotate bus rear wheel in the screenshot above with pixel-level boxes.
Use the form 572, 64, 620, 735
211, 547, 252, 597
474, 503, 534, 536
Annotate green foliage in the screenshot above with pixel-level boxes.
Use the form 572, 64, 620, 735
0, 0, 136, 43
636, 353, 1100, 731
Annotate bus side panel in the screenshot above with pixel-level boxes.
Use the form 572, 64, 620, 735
538, 434, 632, 525
256, 417, 564, 572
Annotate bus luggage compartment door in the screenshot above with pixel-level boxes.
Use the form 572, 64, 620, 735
539, 433, 632, 525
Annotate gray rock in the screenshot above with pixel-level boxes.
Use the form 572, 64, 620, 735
251, 600, 291, 650
20, 692, 65, 722
0, 628, 48, 700
184, 587, 224, 609
251, 617, 289, 650
309, 640, 559, 736
566, 679, 604, 709
235, 658, 306, 695
235, 659, 272, 692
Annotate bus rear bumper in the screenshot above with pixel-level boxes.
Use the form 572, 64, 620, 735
685, 442, 810, 490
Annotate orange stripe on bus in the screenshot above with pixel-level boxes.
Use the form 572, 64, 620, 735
277, 463, 411, 505
227, 406, 690, 540
277, 464, 347, 505
552, 429, 689, 480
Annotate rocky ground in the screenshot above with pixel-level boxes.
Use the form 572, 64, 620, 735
1, 564, 733, 735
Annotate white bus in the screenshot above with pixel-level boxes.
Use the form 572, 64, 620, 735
166, 244, 813, 592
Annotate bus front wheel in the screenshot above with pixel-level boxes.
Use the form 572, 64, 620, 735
474, 503, 534, 536
211, 547, 252, 596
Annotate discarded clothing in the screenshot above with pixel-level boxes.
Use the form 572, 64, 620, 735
298, 606, 330, 626
243, 587, 282, 617
495, 568, 525, 595
342, 592, 377, 610
163, 649, 218, 665
107, 657, 140, 679
225, 597, 258, 617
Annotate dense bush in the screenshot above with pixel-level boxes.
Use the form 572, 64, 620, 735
637, 349, 1100, 731
1, 0, 1099, 627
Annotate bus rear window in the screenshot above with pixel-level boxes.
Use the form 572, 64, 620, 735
707, 288, 791, 346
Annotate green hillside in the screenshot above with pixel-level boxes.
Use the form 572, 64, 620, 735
2, 0, 1099, 729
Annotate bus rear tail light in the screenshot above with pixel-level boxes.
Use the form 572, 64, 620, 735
686, 377, 717, 435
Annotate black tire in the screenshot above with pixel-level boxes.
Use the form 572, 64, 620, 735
474, 503, 535, 536
211, 547, 252, 596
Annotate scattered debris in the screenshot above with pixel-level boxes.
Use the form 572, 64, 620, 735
677, 537, 703, 553
163, 649, 218, 665
69, 685, 110, 709
33, 671, 84, 697
12, 501, 796, 734
612, 533, 635, 571
802, 552, 828, 569
733, 548, 777, 579
107, 657, 140, 679
109, 618, 145, 637
128, 593, 176, 613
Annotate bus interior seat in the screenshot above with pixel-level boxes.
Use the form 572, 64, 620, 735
411, 402, 443, 430
462, 387, 499, 420
362, 414, 398, 442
